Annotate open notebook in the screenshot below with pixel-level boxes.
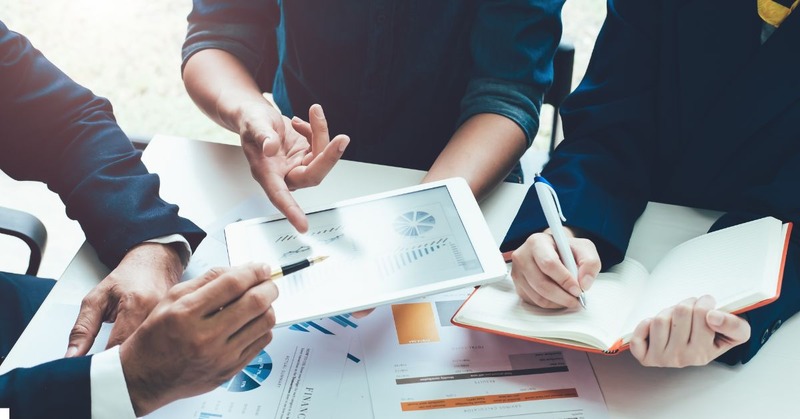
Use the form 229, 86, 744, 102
452, 203, 792, 354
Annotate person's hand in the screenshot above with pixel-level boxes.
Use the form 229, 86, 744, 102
238, 101, 350, 233
630, 295, 751, 367
65, 243, 184, 357
119, 264, 278, 416
510, 229, 601, 309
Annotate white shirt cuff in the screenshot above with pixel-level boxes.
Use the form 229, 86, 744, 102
145, 234, 193, 267
90, 346, 137, 419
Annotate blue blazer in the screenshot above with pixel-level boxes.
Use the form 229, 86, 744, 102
503, 0, 800, 364
0, 20, 205, 417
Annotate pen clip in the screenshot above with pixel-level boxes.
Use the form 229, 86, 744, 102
534, 173, 566, 222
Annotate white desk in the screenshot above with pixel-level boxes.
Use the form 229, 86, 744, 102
4, 135, 798, 417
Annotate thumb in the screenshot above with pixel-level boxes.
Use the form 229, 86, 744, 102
66, 294, 108, 357
706, 310, 751, 347
261, 132, 281, 157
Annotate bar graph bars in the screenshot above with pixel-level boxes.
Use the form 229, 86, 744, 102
289, 314, 359, 335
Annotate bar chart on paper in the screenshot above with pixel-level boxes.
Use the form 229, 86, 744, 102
359, 289, 610, 418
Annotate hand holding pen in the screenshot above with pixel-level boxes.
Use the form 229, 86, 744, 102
509, 174, 602, 309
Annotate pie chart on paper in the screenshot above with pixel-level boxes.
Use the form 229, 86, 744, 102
220, 349, 273, 392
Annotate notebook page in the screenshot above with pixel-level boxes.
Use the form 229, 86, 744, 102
455, 258, 649, 350
625, 202, 721, 271
622, 217, 783, 335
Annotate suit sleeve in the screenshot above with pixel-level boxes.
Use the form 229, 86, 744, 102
0, 21, 205, 269
458, 0, 564, 147
0, 356, 92, 419
714, 149, 800, 363
502, 0, 661, 266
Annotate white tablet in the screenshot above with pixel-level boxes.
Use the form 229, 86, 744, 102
224, 177, 506, 327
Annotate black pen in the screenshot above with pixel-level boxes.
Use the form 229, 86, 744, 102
271, 255, 328, 279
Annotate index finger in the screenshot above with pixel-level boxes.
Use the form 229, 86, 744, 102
262, 172, 309, 233
181, 264, 271, 315
531, 234, 582, 298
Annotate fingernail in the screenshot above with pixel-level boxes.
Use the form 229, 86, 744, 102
338, 138, 349, 152
707, 311, 724, 326
314, 105, 325, 118
291, 116, 302, 123
261, 264, 272, 278
581, 275, 594, 288
65, 346, 78, 358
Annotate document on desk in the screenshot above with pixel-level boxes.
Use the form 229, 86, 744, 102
358, 288, 609, 419
147, 326, 351, 419
175, 193, 375, 418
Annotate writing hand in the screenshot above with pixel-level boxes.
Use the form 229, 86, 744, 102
120, 264, 279, 416
65, 243, 183, 357
510, 229, 600, 309
239, 102, 349, 233
630, 295, 751, 367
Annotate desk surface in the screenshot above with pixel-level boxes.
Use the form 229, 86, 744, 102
4, 135, 798, 418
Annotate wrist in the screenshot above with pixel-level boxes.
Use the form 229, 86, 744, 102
122, 243, 183, 287
228, 97, 275, 135
120, 341, 163, 417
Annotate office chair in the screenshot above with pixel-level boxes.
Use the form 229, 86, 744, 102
0, 206, 47, 275
130, 134, 151, 151
544, 41, 576, 154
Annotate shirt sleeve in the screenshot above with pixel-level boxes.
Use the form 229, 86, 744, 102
145, 234, 193, 268
458, 0, 566, 147
501, 0, 660, 264
90, 346, 136, 419
182, 0, 280, 89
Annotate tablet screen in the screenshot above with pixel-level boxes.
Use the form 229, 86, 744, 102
226, 185, 486, 324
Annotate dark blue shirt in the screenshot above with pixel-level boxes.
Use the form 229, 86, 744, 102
183, 0, 563, 171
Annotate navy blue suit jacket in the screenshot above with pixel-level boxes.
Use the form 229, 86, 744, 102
504, 0, 800, 364
0, 20, 205, 417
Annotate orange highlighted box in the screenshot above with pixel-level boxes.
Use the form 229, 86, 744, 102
392, 302, 440, 345
400, 388, 579, 411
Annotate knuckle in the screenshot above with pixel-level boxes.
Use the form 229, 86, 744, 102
248, 290, 271, 312
69, 322, 92, 339
537, 256, 560, 272
652, 315, 670, 329
166, 284, 184, 301
224, 275, 250, 297
265, 307, 277, 329
674, 303, 693, 317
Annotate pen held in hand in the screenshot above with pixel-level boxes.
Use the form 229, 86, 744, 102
533, 174, 587, 309
271, 255, 328, 279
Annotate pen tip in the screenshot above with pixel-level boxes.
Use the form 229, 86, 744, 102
312, 255, 329, 263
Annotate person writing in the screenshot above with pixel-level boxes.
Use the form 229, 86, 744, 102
0, 20, 279, 418
504, 0, 800, 367
181, 0, 565, 232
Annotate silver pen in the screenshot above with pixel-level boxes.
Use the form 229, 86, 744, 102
533, 173, 586, 308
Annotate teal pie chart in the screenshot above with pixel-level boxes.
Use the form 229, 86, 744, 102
220, 350, 272, 392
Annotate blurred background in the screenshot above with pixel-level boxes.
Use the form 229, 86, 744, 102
1, 0, 606, 147
0, 0, 606, 278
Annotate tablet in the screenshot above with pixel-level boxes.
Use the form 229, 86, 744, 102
224, 177, 506, 327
